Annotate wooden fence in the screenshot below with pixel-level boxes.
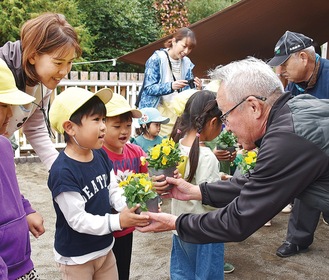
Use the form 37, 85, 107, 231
14, 71, 144, 159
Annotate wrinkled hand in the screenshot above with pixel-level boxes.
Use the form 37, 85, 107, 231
160, 177, 201, 201
119, 206, 150, 228
136, 212, 177, 233
26, 212, 45, 238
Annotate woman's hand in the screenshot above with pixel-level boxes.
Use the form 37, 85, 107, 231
194, 77, 203, 90
172, 80, 190, 91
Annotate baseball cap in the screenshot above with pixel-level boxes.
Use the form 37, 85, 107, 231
0, 58, 35, 105
267, 31, 313, 67
105, 93, 142, 118
50, 87, 113, 134
138, 107, 170, 125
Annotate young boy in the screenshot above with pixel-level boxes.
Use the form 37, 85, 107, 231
48, 87, 150, 279
0, 58, 45, 279
103, 93, 148, 280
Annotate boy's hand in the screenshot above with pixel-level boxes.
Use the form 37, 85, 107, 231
26, 212, 45, 238
119, 206, 150, 228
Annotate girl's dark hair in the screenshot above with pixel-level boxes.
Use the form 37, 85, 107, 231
135, 123, 151, 136
171, 90, 222, 182
64, 96, 106, 142
164, 27, 197, 49
21, 13, 82, 87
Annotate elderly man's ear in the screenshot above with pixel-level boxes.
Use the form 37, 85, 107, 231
247, 96, 264, 119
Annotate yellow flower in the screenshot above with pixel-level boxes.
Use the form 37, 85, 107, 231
119, 180, 128, 188
144, 181, 153, 192
151, 146, 161, 159
247, 151, 257, 159
161, 156, 168, 166
139, 177, 147, 186
234, 148, 258, 174
119, 172, 157, 211
161, 138, 168, 145
168, 138, 176, 147
244, 156, 253, 165
163, 146, 171, 156
147, 137, 182, 170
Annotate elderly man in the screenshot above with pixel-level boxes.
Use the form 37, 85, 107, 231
137, 57, 329, 248
268, 31, 329, 258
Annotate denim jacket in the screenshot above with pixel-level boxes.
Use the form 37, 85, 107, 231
138, 49, 195, 109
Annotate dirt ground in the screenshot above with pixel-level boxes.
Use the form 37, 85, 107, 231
16, 161, 329, 280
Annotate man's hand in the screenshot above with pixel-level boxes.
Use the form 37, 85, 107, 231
165, 177, 202, 201
136, 212, 177, 233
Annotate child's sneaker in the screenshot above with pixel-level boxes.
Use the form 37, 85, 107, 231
281, 204, 292, 213
224, 262, 235, 274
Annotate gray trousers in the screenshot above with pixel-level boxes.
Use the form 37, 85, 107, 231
286, 198, 329, 247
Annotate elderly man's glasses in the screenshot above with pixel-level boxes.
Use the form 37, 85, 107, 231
220, 95, 267, 125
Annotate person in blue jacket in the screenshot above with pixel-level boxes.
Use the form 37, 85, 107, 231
138, 27, 202, 137
267, 31, 329, 258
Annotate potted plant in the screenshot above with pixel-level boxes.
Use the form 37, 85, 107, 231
216, 128, 238, 153
117, 171, 158, 213
146, 138, 182, 190
234, 148, 258, 174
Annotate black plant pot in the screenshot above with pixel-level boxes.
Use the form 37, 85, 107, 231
135, 196, 159, 214
148, 166, 176, 191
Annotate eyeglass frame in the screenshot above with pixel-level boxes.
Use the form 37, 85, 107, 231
219, 95, 267, 125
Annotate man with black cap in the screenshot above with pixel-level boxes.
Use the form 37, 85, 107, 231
268, 30, 329, 258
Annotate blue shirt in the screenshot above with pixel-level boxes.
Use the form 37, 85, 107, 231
48, 149, 114, 257
139, 49, 195, 109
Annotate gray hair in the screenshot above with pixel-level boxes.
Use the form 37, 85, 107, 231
293, 46, 316, 60
209, 57, 284, 105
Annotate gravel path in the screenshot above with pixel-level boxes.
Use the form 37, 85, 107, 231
17, 162, 329, 279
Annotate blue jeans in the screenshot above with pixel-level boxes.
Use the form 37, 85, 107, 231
170, 234, 224, 280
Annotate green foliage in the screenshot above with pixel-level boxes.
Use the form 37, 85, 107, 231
187, 0, 240, 24
0, 0, 240, 74
118, 172, 158, 211
234, 149, 258, 174
76, 0, 161, 72
0, 0, 93, 59
216, 128, 238, 149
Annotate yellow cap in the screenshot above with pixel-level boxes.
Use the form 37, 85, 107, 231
105, 93, 142, 118
49, 87, 113, 134
0, 58, 35, 105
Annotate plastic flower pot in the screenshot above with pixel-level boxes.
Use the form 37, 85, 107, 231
148, 166, 176, 191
